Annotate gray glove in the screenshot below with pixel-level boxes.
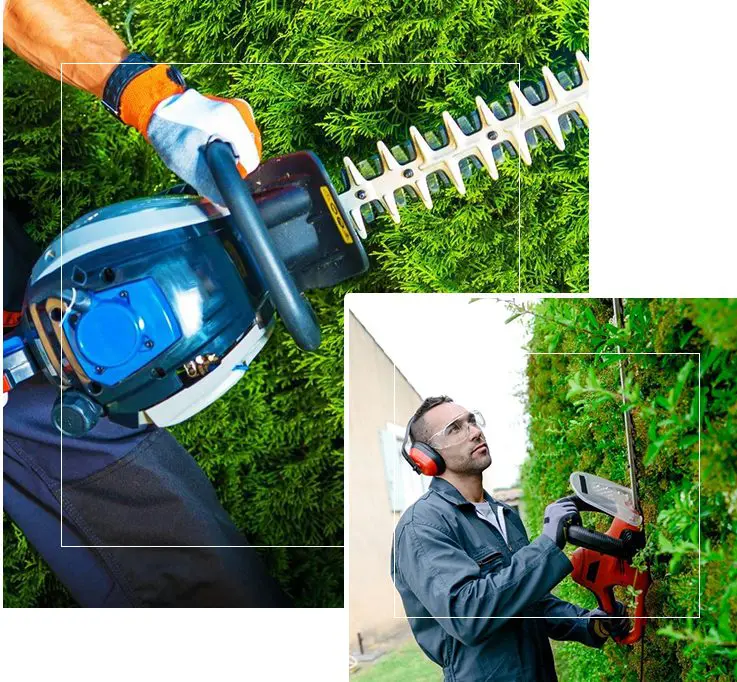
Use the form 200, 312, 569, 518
587, 601, 630, 641
542, 499, 581, 549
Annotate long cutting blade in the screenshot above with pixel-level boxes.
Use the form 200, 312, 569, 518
337, 51, 589, 238
613, 298, 642, 517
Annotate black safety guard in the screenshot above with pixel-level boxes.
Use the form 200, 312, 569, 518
206, 141, 321, 352
244, 150, 369, 290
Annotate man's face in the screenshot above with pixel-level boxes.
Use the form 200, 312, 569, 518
422, 402, 491, 475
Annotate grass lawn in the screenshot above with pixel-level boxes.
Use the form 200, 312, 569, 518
352, 640, 443, 682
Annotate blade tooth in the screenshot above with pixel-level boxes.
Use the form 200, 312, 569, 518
349, 207, 367, 239
575, 99, 589, 125
575, 50, 590, 84
474, 144, 499, 180
377, 140, 401, 172
380, 192, 401, 223
475, 96, 498, 127
542, 114, 566, 150
508, 81, 536, 119
442, 111, 465, 150
413, 174, 433, 209
507, 130, 532, 166
409, 126, 434, 164
541, 66, 567, 104
443, 158, 466, 195
343, 156, 367, 188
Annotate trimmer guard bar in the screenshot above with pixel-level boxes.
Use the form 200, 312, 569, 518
570, 471, 642, 526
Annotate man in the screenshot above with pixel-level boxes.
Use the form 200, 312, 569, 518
3, 0, 286, 606
392, 396, 629, 681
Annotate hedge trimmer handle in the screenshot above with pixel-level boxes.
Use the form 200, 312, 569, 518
559, 494, 636, 560
205, 140, 321, 351
567, 524, 634, 560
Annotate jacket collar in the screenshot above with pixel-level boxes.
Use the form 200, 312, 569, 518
429, 476, 499, 508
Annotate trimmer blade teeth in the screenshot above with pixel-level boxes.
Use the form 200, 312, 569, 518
409, 125, 434, 164
350, 207, 367, 239
576, 50, 590, 82
474, 142, 499, 181
414, 175, 433, 209
507, 127, 533, 166
542, 66, 567, 104
380, 191, 401, 223
343, 156, 368, 188
442, 111, 465, 149
443, 157, 466, 195
377, 141, 401, 172
508, 81, 536, 120
338, 54, 589, 237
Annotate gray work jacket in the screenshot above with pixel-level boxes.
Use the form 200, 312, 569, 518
391, 478, 603, 682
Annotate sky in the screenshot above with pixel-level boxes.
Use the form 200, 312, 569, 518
348, 294, 540, 489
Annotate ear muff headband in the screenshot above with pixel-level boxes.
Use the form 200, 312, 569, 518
401, 413, 446, 476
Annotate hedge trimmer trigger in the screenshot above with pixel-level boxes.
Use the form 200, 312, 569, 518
562, 472, 651, 645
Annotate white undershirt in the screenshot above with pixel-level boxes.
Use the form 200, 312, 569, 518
473, 501, 509, 545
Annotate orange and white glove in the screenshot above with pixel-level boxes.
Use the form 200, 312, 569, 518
109, 60, 262, 205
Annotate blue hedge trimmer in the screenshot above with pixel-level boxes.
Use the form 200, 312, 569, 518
3, 55, 589, 436
3, 143, 368, 435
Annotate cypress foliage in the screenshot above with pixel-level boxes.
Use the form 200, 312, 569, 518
3, 0, 588, 606
523, 299, 737, 680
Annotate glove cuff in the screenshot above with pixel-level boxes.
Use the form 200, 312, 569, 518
104, 55, 186, 137
591, 620, 609, 639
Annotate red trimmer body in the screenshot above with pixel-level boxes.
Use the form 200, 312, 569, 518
570, 516, 650, 644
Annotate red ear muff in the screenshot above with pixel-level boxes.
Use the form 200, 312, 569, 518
407, 442, 446, 477
402, 410, 446, 476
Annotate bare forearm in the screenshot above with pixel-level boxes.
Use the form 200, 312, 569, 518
3, 0, 128, 98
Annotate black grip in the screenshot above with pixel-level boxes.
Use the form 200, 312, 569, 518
567, 525, 633, 559
205, 141, 321, 351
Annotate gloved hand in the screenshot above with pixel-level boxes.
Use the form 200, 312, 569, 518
587, 601, 631, 641
542, 499, 581, 549
114, 62, 262, 205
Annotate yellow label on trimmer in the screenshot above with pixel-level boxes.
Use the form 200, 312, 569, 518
320, 185, 353, 244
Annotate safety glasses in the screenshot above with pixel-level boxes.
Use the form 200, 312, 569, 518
427, 410, 486, 449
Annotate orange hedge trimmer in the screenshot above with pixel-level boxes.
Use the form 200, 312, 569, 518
564, 471, 650, 644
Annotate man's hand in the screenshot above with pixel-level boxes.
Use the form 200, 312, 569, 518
3, 1, 261, 206
587, 602, 631, 641
542, 499, 581, 549
115, 63, 262, 205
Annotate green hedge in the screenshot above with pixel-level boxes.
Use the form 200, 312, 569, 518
523, 299, 737, 680
3, 0, 588, 606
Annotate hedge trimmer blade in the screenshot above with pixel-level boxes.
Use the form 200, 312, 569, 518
337, 51, 589, 238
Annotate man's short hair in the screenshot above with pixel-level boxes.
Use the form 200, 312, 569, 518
409, 395, 454, 443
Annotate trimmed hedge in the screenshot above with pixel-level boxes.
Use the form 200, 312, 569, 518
523, 299, 737, 680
